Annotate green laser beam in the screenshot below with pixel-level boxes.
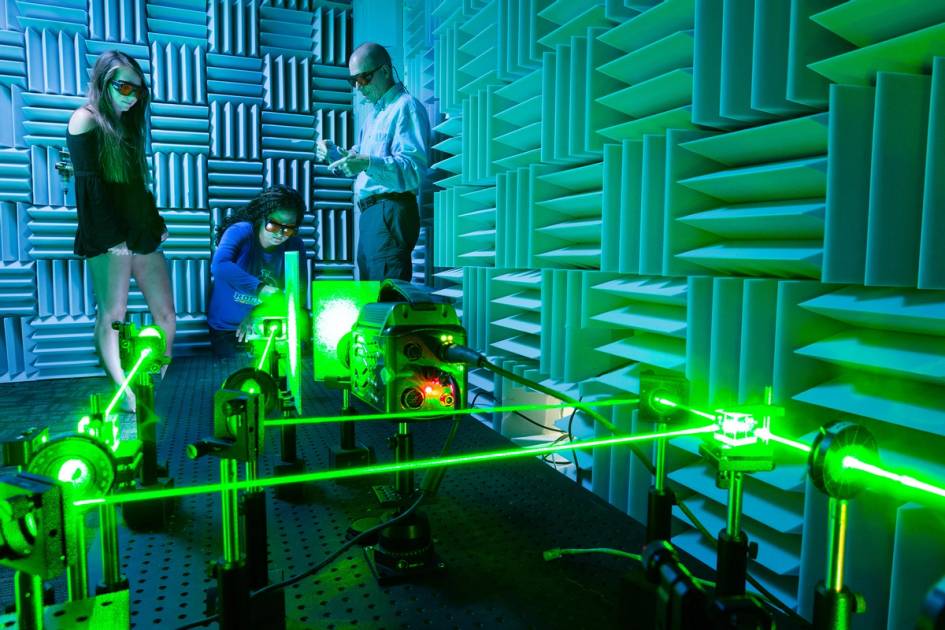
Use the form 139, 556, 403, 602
654, 397, 717, 421
104, 348, 153, 417
263, 397, 640, 427
256, 327, 277, 371
73, 422, 718, 508
287, 285, 300, 389
757, 429, 812, 454
842, 456, 945, 500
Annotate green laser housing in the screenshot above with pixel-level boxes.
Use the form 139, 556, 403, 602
248, 316, 287, 342
114, 321, 168, 374
348, 301, 467, 416
639, 370, 690, 424
213, 390, 264, 463
0, 472, 73, 580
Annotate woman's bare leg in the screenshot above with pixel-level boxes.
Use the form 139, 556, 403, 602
132, 250, 176, 373
88, 252, 134, 407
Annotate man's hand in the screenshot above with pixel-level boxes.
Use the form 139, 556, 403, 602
328, 150, 369, 177
316, 139, 344, 163
160, 228, 169, 243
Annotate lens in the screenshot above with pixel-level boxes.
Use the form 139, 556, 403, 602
22, 512, 38, 538
401, 388, 424, 410
112, 81, 138, 97
348, 67, 379, 88
265, 221, 296, 237
57, 459, 90, 486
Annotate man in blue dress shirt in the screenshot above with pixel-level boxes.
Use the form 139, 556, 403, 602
316, 42, 431, 282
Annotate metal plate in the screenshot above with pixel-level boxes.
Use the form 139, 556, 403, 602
0, 589, 128, 629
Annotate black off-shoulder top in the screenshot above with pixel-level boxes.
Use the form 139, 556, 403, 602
66, 128, 166, 257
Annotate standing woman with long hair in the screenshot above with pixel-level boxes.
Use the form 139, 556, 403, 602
67, 51, 176, 412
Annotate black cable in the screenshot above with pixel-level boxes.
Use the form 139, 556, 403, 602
445, 343, 799, 622
540, 433, 572, 465
512, 410, 568, 434
441, 344, 656, 474
175, 493, 422, 629
745, 573, 807, 625
467, 390, 483, 408
468, 402, 566, 434
251, 492, 426, 600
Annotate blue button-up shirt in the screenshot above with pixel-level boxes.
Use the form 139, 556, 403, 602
352, 82, 431, 201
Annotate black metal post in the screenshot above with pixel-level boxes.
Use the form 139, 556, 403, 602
716, 471, 749, 597
328, 388, 373, 469
813, 498, 861, 630
394, 422, 414, 504
97, 504, 127, 593
14, 571, 43, 630
133, 375, 159, 485
217, 459, 250, 630
243, 461, 269, 591
645, 429, 674, 543
65, 516, 88, 601
339, 390, 356, 449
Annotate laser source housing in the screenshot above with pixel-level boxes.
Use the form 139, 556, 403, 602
348, 301, 467, 416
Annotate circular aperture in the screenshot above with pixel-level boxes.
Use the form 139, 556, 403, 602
401, 388, 425, 410
222, 368, 279, 415
27, 435, 116, 506
403, 342, 423, 361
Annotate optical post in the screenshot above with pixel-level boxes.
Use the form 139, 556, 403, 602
638, 371, 690, 543
219, 367, 280, 592
806, 421, 876, 630
186, 386, 285, 629
700, 390, 780, 599
253, 318, 307, 500
112, 322, 176, 531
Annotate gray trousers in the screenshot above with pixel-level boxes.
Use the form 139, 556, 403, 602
356, 195, 420, 281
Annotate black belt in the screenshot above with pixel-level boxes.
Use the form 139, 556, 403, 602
358, 191, 416, 209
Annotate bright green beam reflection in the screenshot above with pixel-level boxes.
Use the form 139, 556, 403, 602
756, 428, 812, 454
653, 397, 717, 421
104, 348, 153, 417
287, 290, 299, 380
256, 327, 277, 372
73, 423, 718, 508
264, 397, 640, 427
842, 456, 945, 501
